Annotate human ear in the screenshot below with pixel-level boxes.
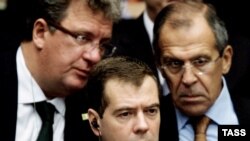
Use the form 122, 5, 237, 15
88, 108, 102, 136
222, 45, 233, 74
33, 18, 49, 49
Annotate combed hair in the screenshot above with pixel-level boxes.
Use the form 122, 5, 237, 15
87, 56, 160, 117
153, 1, 228, 65
22, 0, 121, 41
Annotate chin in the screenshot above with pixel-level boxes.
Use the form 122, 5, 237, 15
179, 104, 208, 117
64, 80, 87, 93
69, 76, 88, 86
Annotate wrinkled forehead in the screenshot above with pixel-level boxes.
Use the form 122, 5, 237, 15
160, 14, 215, 46
61, 0, 113, 37
158, 15, 217, 58
65, 0, 111, 23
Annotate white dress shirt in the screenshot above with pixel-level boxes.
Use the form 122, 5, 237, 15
176, 77, 239, 141
143, 10, 170, 96
15, 47, 66, 141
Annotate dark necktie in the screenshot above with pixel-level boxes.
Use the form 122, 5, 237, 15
35, 101, 55, 141
190, 116, 211, 141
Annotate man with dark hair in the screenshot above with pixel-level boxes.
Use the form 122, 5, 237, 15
87, 56, 161, 141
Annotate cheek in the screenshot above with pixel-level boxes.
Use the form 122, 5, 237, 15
101, 112, 124, 130
206, 75, 222, 100
150, 117, 160, 131
55, 42, 84, 65
101, 119, 129, 140
43, 47, 82, 82
49, 33, 83, 58
167, 75, 181, 93
42, 35, 84, 72
204, 66, 224, 94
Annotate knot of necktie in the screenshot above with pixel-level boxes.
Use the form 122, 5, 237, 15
190, 115, 211, 141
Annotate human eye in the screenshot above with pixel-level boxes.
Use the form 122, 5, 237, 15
167, 60, 182, 68
99, 41, 116, 56
100, 39, 114, 49
75, 34, 91, 45
162, 58, 183, 73
144, 107, 159, 117
192, 57, 209, 67
99, 42, 111, 52
117, 111, 133, 120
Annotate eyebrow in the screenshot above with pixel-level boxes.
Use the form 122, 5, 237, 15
113, 103, 160, 114
162, 54, 211, 61
79, 30, 112, 42
100, 38, 112, 44
145, 103, 160, 109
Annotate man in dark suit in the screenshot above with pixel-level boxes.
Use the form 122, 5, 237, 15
86, 57, 161, 141
0, 0, 120, 140
112, 0, 172, 96
152, 1, 250, 141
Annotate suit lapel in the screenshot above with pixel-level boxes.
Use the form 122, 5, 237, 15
231, 93, 250, 125
1, 48, 18, 141
135, 14, 159, 77
159, 95, 179, 141
64, 91, 98, 141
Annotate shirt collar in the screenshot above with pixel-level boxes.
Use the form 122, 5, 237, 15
48, 97, 65, 115
17, 47, 46, 103
176, 108, 189, 131
17, 47, 65, 115
175, 77, 238, 130
206, 77, 238, 125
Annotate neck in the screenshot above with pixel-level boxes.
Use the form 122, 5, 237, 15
146, 7, 158, 22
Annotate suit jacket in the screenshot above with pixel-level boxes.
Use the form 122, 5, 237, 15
112, 14, 158, 77
0, 47, 97, 141
159, 92, 250, 141
225, 34, 250, 98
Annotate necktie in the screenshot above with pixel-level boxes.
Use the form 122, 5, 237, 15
191, 116, 211, 141
35, 101, 55, 141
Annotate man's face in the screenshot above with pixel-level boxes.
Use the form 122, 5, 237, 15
100, 76, 160, 141
36, 0, 113, 97
158, 15, 232, 116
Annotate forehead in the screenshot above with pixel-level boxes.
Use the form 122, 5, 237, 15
61, 0, 113, 34
159, 14, 217, 58
104, 77, 159, 108
145, 0, 173, 5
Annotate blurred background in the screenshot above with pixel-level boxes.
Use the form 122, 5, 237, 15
0, 0, 146, 50
121, 0, 145, 19
0, 0, 250, 49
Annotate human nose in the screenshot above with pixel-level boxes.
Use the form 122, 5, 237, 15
133, 112, 149, 134
81, 43, 102, 64
181, 64, 198, 85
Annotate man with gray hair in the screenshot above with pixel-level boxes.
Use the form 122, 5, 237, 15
153, 1, 250, 141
